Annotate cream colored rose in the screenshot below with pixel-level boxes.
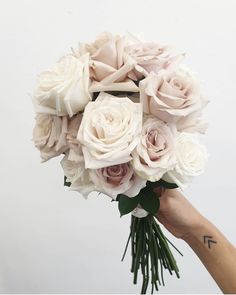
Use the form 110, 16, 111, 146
125, 42, 184, 80
140, 68, 208, 132
77, 92, 143, 169
132, 116, 176, 181
60, 153, 95, 198
79, 32, 138, 93
33, 114, 68, 161
90, 162, 146, 199
33, 54, 91, 117
162, 132, 208, 189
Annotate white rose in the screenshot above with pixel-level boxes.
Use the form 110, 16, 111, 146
132, 116, 176, 181
33, 114, 68, 161
60, 153, 95, 198
90, 162, 146, 199
77, 92, 143, 169
162, 132, 208, 189
132, 206, 149, 218
33, 54, 91, 117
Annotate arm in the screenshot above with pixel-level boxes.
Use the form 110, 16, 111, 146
155, 188, 236, 294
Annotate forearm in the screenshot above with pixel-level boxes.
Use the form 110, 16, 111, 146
183, 218, 236, 294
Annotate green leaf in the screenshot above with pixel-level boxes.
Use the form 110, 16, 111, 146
139, 187, 160, 215
118, 194, 140, 217
146, 179, 178, 190
64, 176, 71, 187
159, 179, 178, 189
146, 181, 162, 189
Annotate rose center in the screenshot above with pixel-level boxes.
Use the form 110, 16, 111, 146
105, 113, 114, 123
101, 164, 130, 186
170, 78, 183, 90
145, 130, 167, 161
147, 130, 165, 150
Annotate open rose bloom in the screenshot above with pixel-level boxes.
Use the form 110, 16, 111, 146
32, 32, 208, 294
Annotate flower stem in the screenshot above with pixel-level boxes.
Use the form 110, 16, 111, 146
122, 215, 182, 294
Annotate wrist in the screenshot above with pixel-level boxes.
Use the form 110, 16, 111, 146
182, 216, 210, 243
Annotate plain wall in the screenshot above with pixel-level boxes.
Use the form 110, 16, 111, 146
0, 0, 236, 293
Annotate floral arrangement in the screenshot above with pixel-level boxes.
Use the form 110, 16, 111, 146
32, 32, 208, 294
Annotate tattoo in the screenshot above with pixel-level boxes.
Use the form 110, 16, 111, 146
203, 235, 217, 249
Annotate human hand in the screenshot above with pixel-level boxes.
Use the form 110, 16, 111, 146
155, 188, 236, 294
155, 188, 206, 239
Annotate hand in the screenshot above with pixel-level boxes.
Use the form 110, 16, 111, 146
155, 188, 236, 294
155, 188, 206, 239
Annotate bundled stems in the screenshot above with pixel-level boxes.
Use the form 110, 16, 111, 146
122, 215, 183, 294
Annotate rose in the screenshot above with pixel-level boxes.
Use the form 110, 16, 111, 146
33, 114, 68, 161
60, 153, 95, 198
66, 114, 84, 162
79, 32, 138, 93
125, 42, 184, 80
90, 162, 146, 199
140, 67, 208, 132
162, 132, 208, 189
77, 92, 143, 169
33, 54, 91, 117
132, 116, 176, 181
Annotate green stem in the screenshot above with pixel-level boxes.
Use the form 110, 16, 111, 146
165, 236, 184, 257
121, 215, 182, 294
121, 232, 131, 261
131, 216, 138, 272
153, 222, 180, 277
133, 220, 143, 284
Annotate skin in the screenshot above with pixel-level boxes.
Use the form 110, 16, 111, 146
155, 188, 236, 294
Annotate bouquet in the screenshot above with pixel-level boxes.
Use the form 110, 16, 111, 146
32, 32, 208, 294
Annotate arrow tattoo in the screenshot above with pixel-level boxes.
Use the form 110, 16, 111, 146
203, 235, 217, 249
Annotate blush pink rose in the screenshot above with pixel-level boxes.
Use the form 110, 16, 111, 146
90, 162, 146, 199
125, 42, 184, 80
132, 116, 176, 181
33, 114, 68, 161
79, 32, 138, 93
140, 68, 208, 132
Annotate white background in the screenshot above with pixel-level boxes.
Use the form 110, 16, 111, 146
0, 0, 236, 293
